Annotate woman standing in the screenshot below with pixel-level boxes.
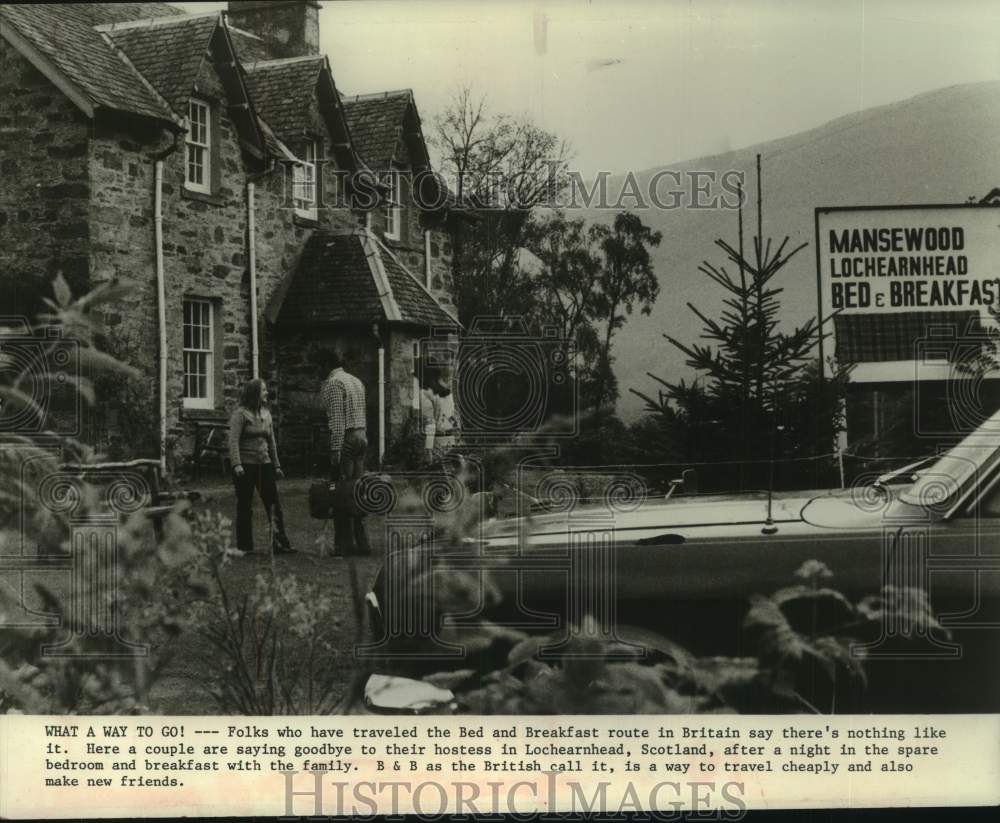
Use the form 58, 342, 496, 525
228, 379, 295, 555
419, 364, 461, 467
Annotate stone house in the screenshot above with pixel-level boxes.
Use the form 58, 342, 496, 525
0, 2, 462, 473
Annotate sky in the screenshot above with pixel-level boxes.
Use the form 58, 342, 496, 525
176, 0, 1000, 177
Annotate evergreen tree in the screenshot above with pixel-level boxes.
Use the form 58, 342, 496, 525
632, 156, 849, 488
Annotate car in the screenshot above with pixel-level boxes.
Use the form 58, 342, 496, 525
365, 412, 1000, 710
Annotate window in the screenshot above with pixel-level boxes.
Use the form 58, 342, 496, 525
384, 169, 401, 240
185, 98, 211, 193
183, 298, 214, 409
293, 140, 317, 218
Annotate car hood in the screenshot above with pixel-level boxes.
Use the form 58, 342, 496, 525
482, 492, 819, 539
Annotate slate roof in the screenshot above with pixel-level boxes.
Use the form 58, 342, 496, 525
272, 229, 458, 329
0, 3, 180, 125
274, 231, 384, 327
342, 91, 412, 170
244, 57, 324, 137
105, 15, 219, 114
228, 26, 275, 66
342, 89, 464, 212
69, 3, 183, 26
378, 243, 458, 327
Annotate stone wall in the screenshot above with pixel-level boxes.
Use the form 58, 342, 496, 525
364, 136, 456, 315
86, 54, 356, 467
0, 34, 458, 470
227, 1, 320, 59
270, 324, 429, 473
0, 42, 92, 316
272, 327, 382, 473
387, 327, 420, 437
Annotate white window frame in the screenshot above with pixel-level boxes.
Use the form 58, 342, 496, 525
182, 297, 215, 409
384, 168, 401, 240
185, 98, 211, 193
293, 140, 318, 219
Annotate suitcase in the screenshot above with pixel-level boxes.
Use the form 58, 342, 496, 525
308, 478, 362, 519
308, 480, 337, 519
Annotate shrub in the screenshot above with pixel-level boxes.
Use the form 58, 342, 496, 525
194, 519, 344, 715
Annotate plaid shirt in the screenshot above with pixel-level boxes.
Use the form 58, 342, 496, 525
321, 368, 366, 456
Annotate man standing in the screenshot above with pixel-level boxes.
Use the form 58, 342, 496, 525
320, 351, 370, 555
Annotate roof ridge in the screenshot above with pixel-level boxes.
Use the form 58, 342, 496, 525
225, 23, 265, 42
361, 229, 403, 322
94, 11, 220, 32
245, 55, 325, 69
344, 89, 414, 103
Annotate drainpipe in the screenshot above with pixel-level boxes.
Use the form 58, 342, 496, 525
152, 138, 179, 477
411, 341, 421, 414
154, 161, 167, 475
424, 229, 432, 289
374, 322, 385, 464
247, 182, 259, 379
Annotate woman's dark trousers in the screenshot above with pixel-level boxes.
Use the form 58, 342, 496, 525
233, 464, 290, 552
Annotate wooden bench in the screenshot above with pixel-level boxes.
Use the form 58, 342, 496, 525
60, 458, 200, 537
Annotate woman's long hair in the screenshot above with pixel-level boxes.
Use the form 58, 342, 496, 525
239, 378, 267, 412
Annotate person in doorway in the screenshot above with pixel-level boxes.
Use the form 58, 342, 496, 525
320, 350, 370, 556
228, 378, 294, 556
419, 362, 461, 467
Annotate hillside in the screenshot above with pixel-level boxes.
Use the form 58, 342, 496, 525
592, 81, 1000, 420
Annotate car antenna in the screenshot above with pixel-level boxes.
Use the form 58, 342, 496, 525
762, 424, 785, 535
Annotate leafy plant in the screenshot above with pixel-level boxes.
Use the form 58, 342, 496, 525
195, 518, 344, 715
1, 277, 199, 714
456, 620, 704, 715
380, 551, 938, 715
0, 507, 207, 714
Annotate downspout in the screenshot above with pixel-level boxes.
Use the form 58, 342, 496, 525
247, 182, 259, 379
374, 322, 385, 464
424, 229, 432, 289
153, 134, 181, 477
154, 161, 167, 476
411, 341, 421, 415
246, 159, 275, 384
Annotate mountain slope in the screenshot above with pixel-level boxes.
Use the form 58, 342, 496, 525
593, 81, 1000, 420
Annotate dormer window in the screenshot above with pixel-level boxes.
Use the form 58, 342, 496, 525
384, 169, 401, 240
185, 98, 212, 193
293, 140, 318, 219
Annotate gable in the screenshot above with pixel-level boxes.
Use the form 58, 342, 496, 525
343, 91, 412, 170
0, 4, 180, 126
104, 14, 266, 158
243, 57, 324, 138
105, 15, 218, 114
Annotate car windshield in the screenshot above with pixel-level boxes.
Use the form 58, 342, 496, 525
899, 410, 1000, 508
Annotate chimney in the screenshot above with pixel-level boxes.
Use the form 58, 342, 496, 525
227, 1, 320, 59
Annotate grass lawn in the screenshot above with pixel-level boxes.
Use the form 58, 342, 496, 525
146, 478, 383, 715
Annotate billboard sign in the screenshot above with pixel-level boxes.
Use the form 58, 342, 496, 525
815, 204, 1000, 382
817, 205, 1000, 317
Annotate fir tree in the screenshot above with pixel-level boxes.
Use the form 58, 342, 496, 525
632, 155, 849, 486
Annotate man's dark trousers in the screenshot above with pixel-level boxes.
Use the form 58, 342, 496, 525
331, 428, 370, 555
